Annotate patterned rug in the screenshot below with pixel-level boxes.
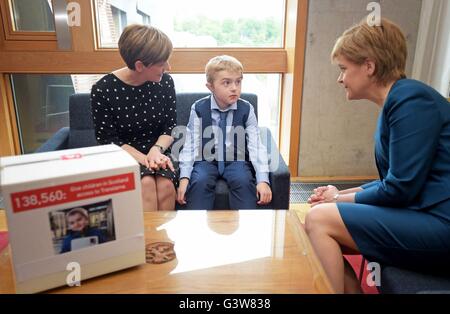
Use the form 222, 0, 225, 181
290, 181, 369, 203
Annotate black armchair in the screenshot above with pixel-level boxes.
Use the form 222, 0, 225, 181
379, 265, 450, 294
37, 93, 290, 210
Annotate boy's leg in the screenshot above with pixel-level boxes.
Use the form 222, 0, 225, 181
223, 161, 258, 209
185, 161, 219, 209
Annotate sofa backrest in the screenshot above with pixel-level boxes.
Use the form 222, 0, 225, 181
67, 92, 258, 148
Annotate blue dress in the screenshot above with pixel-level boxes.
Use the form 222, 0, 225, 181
338, 79, 450, 272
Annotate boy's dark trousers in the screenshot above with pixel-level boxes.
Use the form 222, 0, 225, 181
185, 161, 258, 209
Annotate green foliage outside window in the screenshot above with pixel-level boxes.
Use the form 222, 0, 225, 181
175, 16, 282, 47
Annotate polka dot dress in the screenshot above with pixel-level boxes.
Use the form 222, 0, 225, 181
91, 73, 178, 186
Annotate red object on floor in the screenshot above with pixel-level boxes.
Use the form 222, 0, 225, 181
344, 255, 379, 294
0, 232, 9, 252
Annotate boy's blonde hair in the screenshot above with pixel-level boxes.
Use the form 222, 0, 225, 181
118, 24, 173, 70
331, 17, 407, 84
205, 55, 243, 84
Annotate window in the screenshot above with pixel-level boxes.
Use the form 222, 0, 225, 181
10, 0, 54, 31
137, 10, 150, 25
10, 74, 75, 153
2, 0, 295, 160
95, 0, 285, 48
10, 73, 280, 153
110, 6, 127, 43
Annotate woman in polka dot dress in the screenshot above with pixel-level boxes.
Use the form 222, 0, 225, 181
91, 24, 177, 211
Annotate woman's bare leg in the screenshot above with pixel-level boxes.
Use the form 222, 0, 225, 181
141, 176, 158, 212
305, 203, 360, 293
343, 257, 363, 294
155, 176, 176, 211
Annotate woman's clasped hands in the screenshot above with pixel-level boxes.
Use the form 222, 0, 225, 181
307, 185, 339, 207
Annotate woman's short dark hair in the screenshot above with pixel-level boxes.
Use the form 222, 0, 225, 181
118, 24, 173, 70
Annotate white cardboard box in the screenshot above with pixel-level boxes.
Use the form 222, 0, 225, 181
0, 144, 145, 293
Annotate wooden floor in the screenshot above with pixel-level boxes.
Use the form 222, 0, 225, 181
0, 210, 6, 232
289, 203, 310, 224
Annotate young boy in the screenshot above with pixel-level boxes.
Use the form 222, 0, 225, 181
60, 207, 105, 253
177, 55, 272, 209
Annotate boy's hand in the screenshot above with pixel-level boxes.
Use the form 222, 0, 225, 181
177, 178, 189, 205
256, 182, 272, 205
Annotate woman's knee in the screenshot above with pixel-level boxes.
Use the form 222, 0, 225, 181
141, 176, 156, 188
156, 177, 175, 199
141, 176, 156, 198
305, 204, 356, 249
305, 204, 335, 235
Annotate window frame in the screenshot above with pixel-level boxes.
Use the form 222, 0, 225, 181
136, 8, 150, 25
0, 0, 57, 46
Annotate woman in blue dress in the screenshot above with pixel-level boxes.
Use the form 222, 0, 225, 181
306, 18, 450, 293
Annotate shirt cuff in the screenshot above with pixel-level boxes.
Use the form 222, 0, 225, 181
256, 172, 270, 185
179, 167, 193, 180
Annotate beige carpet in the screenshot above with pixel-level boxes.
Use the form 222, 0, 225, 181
290, 203, 311, 224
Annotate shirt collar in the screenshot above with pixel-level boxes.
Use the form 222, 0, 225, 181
210, 94, 238, 112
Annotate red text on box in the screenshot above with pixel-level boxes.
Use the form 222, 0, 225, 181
11, 173, 135, 213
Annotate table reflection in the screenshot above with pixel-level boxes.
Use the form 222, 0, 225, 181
156, 210, 286, 274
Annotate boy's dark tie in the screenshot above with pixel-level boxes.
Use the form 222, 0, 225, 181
218, 111, 228, 175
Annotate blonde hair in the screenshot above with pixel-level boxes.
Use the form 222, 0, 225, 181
331, 18, 407, 84
67, 207, 89, 220
205, 55, 243, 84
118, 24, 173, 70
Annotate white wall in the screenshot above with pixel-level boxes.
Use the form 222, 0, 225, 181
297, 0, 422, 177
